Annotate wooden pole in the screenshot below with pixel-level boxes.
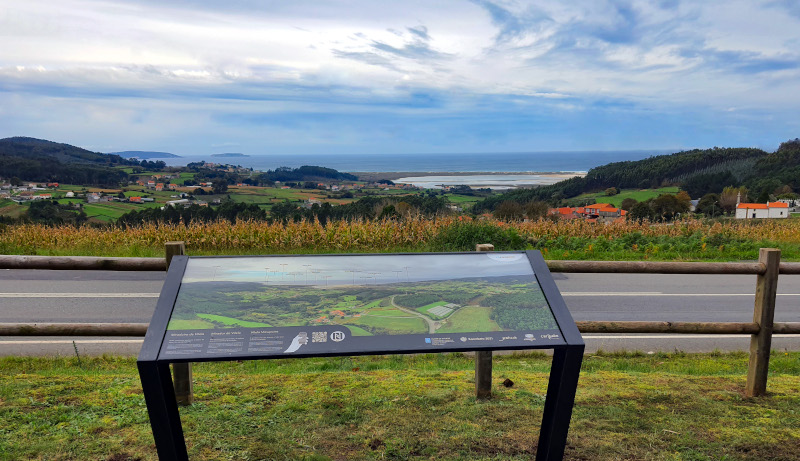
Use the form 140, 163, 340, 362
475, 243, 494, 399
166, 242, 193, 406
746, 248, 780, 397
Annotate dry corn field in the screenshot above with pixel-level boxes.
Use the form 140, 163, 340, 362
2, 217, 799, 259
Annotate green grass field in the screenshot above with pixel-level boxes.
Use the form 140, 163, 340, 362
354, 308, 427, 334
438, 306, 501, 333
569, 186, 681, 207
1, 352, 798, 460
342, 324, 372, 336
195, 313, 272, 328
0, 199, 25, 218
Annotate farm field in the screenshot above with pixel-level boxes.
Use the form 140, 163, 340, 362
6, 217, 800, 262
568, 186, 680, 207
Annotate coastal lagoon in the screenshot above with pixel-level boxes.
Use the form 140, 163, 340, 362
394, 173, 584, 190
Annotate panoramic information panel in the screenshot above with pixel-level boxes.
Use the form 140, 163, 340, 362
157, 252, 565, 360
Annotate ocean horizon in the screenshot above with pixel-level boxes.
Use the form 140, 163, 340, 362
159, 150, 675, 173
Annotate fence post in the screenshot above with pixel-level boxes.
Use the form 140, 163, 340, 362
166, 242, 193, 406
475, 243, 494, 399
746, 248, 780, 397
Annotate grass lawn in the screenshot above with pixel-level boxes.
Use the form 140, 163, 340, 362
0, 352, 798, 460
569, 186, 681, 207
439, 306, 501, 333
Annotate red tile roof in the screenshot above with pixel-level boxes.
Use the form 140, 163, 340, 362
737, 203, 768, 209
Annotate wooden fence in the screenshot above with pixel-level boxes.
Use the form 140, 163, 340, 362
2, 244, 799, 399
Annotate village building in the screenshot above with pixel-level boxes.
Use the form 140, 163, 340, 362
735, 202, 789, 219
547, 203, 626, 223
166, 199, 191, 208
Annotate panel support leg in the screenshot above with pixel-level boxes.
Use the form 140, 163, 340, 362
138, 361, 189, 461
536, 346, 583, 461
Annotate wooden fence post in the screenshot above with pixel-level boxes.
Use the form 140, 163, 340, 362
166, 242, 193, 406
475, 243, 494, 399
746, 248, 780, 397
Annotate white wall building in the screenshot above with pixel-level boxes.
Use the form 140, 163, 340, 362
735, 202, 789, 219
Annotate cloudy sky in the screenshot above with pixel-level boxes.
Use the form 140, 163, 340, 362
1, 0, 799, 155
182, 253, 533, 285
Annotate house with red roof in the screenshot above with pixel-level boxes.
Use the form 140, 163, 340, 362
548, 203, 627, 222
736, 202, 789, 219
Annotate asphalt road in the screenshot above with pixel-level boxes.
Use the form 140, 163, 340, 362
1, 269, 799, 356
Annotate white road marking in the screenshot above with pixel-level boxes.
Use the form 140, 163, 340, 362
0, 293, 160, 298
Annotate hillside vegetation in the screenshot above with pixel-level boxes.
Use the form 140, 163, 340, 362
0, 137, 163, 187
474, 139, 800, 212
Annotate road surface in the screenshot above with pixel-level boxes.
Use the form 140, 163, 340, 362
1, 269, 798, 355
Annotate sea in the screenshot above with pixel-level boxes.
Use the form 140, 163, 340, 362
161, 150, 671, 173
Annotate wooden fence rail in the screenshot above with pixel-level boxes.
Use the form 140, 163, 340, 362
4, 254, 800, 275
2, 247, 798, 399
3, 321, 799, 337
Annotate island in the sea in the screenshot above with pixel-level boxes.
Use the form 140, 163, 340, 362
211, 153, 250, 158
110, 151, 182, 159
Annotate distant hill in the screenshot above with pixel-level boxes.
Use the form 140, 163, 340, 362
110, 150, 181, 159
471, 143, 800, 212
0, 137, 159, 187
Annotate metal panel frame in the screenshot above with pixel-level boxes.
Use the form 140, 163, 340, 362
138, 251, 583, 460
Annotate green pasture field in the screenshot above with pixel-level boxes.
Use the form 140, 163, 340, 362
438, 306, 500, 333
56, 198, 84, 205
194, 313, 272, 328
568, 186, 681, 207
1, 351, 798, 460
169, 172, 196, 185
0, 199, 26, 218
354, 308, 427, 334
444, 193, 482, 206
55, 184, 87, 192
341, 324, 372, 336
83, 202, 160, 221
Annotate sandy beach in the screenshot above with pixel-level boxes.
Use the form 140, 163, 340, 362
351, 171, 585, 189
351, 171, 585, 182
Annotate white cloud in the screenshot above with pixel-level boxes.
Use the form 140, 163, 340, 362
0, 0, 799, 152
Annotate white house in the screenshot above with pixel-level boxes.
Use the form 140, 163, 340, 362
735, 202, 789, 219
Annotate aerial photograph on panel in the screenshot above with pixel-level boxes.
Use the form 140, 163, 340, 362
168, 253, 558, 335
